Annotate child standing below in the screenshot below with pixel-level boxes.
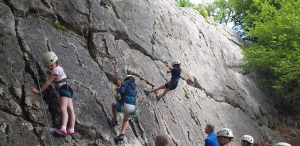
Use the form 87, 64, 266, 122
154, 134, 169, 146
30, 52, 75, 137
216, 128, 234, 146
112, 75, 137, 141
144, 60, 181, 101
240, 135, 254, 146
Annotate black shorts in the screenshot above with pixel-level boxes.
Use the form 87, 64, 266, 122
58, 84, 73, 98
165, 81, 178, 90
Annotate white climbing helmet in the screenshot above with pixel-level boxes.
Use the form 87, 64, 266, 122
125, 75, 134, 80
240, 135, 254, 144
172, 59, 181, 66
43, 52, 58, 66
216, 128, 233, 138
275, 142, 291, 146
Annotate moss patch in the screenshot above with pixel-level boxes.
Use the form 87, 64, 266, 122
184, 89, 189, 99
53, 21, 65, 31
127, 70, 133, 75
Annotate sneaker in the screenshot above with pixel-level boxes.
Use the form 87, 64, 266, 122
144, 88, 150, 95
114, 134, 124, 141
156, 94, 160, 101
67, 131, 76, 138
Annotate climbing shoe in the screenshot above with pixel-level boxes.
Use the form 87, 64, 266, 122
54, 128, 67, 137
144, 88, 150, 95
114, 134, 124, 141
156, 94, 160, 101
67, 131, 76, 138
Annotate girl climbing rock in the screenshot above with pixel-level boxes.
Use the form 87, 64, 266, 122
30, 51, 76, 137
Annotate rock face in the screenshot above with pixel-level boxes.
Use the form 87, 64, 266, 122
0, 0, 281, 145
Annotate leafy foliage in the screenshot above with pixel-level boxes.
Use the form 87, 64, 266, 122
184, 89, 189, 99
207, 0, 235, 25
176, 0, 195, 7
176, 0, 208, 18
53, 21, 65, 30
127, 70, 133, 75
194, 6, 208, 18
209, 0, 300, 100
242, 0, 300, 99
206, 0, 257, 38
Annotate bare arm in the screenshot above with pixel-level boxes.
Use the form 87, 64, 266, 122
117, 79, 122, 87
30, 74, 57, 94
166, 61, 173, 73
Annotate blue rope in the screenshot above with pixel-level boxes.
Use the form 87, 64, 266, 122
21, 0, 54, 145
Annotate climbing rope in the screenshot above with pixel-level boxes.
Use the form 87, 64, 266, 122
21, 0, 54, 145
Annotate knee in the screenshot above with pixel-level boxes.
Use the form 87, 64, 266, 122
60, 107, 67, 113
67, 108, 74, 114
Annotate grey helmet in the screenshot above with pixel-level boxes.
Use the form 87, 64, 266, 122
241, 135, 254, 144
216, 128, 233, 138
43, 52, 58, 66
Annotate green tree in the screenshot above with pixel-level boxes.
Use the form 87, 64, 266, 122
208, 0, 300, 100
194, 5, 208, 18
242, 0, 300, 99
176, 0, 208, 18
209, 0, 235, 25
176, 0, 195, 7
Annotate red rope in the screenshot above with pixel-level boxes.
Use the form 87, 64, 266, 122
70, 0, 118, 130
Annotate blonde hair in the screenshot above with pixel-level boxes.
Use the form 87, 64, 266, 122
155, 134, 168, 146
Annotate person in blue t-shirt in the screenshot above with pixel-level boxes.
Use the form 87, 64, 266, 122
112, 75, 137, 141
144, 60, 181, 101
204, 124, 218, 146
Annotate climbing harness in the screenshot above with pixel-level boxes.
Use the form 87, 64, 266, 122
21, 0, 54, 145
53, 78, 68, 84
117, 95, 137, 115
119, 95, 136, 105
55, 78, 73, 99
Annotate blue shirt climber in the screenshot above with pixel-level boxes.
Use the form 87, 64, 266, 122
117, 79, 136, 97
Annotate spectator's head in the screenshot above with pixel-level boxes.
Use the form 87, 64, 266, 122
217, 128, 234, 146
205, 123, 215, 134
155, 134, 168, 146
275, 142, 291, 146
240, 135, 254, 146
265, 140, 272, 146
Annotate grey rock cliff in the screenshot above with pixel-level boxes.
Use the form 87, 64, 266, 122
0, 0, 280, 145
